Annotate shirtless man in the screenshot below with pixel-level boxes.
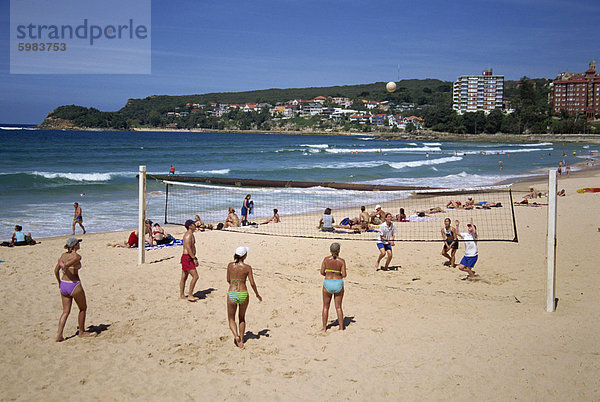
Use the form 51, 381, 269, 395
370, 205, 386, 225
523, 188, 538, 200
463, 196, 475, 209
180, 220, 200, 302
359, 206, 370, 230
72, 202, 86, 235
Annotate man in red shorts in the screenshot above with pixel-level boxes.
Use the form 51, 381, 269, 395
180, 219, 199, 302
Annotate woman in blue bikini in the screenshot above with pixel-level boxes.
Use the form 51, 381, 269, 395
54, 237, 93, 342
320, 242, 347, 332
226, 246, 262, 349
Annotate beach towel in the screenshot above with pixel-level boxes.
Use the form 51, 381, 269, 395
143, 238, 183, 250
407, 215, 440, 222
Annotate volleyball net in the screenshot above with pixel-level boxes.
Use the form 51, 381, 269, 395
151, 176, 518, 242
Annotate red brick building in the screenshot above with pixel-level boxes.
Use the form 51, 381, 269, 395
550, 61, 600, 120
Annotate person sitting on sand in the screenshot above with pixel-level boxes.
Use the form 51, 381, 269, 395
180, 220, 200, 302
152, 223, 173, 245
320, 242, 347, 332
194, 215, 213, 231
394, 208, 407, 222
227, 246, 262, 349
359, 206, 371, 230
11, 225, 36, 246
224, 207, 241, 228
456, 218, 478, 280
523, 188, 538, 200
263, 208, 281, 224
370, 205, 386, 225
463, 196, 475, 209
317, 208, 335, 231
54, 238, 93, 342
557, 189, 566, 197
441, 218, 458, 267
144, 219, 155, 246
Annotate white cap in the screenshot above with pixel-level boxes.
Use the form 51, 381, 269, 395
467, 196, 472, 200
235, 246, 249, 257
375, 204, 381, 210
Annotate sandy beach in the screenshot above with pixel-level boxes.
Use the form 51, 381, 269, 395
1, 169, 599, 400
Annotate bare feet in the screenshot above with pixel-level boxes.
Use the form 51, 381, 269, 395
187, 296, 199, 302
180, 295, 187, 300
78, 331, 94, 338
321, 327, 327, 332
56, 336, 65, 342
235, 336, 245, 349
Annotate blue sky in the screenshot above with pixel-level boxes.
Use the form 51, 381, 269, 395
1, 0, 599, 124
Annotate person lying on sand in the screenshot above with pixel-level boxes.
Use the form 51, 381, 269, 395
109, 230, 138, 248
334, 217, 363, 231
416, 206, 445, 215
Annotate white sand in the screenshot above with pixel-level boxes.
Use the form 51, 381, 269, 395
1, 170, 599, 399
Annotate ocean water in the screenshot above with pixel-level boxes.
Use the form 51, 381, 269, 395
0, 126, 596, 239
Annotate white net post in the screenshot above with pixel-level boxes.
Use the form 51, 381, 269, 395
138, 165, 146, 265
546, 169, 557, 312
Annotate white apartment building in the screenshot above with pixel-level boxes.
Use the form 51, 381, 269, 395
452, 69, 504, 114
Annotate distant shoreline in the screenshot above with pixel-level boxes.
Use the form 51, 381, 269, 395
31, 124, 600, 144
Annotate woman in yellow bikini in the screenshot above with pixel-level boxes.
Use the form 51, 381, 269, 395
226, 246, 262, 348
320, 242, 347, 331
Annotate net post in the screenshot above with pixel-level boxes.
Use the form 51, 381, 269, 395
546, 169, 557, 312
138, 165, 146, 265
164, 182, 169, 224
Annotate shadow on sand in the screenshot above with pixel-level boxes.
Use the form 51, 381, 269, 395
326, 315, 356, 330
244, 329, 270, 343
193, 288, 216, 300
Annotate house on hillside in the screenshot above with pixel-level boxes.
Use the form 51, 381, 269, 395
405, 116, 425, 129
301, 102, 323, 116
370, 114, 386, 126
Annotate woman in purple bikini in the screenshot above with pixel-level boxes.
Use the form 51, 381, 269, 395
54, 237, 93, 342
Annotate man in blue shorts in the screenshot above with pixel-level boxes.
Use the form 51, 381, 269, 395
456, 218, 478, 280
376, 213, 397, 271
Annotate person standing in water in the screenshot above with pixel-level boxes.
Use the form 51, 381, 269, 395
320, 242, 347, 331
226, 246, 262, 349
72, 202, 86, 235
